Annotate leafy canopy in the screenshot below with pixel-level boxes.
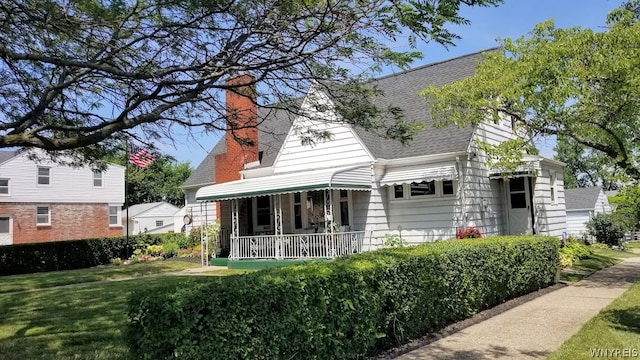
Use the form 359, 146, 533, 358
422, 1, 640, 181
0, 0, 501, 163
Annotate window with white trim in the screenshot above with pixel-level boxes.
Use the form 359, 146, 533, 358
293, 193, 303, 229
36, 206, 50, 225
0, 179, 8, 195
339, 190, 350, 226
410, 180, 436, 197
442, 180, 455, 196
93, 171, 103, 187
393, 185, 405, 199
109, 206, 120, 226
37, 167, 50, 185
155, 220, 164, 227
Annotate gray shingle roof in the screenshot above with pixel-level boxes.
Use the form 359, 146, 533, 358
185, 49, 492, 187
565, 187, 603, 210
0, 150, 18, 165
356, 50, 490, 159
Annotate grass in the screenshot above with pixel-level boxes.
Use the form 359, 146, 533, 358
0, 260, 201, 294
626, 241, 640, 249
0, 276, 212, 360
559, 247, 638, 283
547, 281, 640, 360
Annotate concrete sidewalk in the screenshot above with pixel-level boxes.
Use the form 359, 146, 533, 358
395, 257, 640, 360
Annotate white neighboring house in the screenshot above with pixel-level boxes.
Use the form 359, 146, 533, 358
0, 149, 124, 245
565, 187, 612, 238
124, 201, 180, 235
184, 50, 568, 260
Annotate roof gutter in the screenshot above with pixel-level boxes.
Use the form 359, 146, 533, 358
376, 151, 468, 166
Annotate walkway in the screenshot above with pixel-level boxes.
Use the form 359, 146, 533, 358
395, 257, 640, 360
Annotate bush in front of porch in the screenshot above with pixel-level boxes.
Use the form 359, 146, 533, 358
127, 235, 559, 360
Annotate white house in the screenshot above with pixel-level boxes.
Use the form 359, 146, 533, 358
183, 50, 567, 260
565, 187, 612, 237
123, 201, 180, 235
0, 150, 124, 245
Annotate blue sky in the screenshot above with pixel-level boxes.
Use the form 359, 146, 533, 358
162, 0, 625, 166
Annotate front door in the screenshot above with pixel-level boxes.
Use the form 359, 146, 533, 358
507, 177, 533, 235
0, 216, 12, 245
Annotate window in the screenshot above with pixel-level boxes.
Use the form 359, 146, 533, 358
0, 217, 9, 233
394, 185, 404, 199
442, 180, 455, 195
509, 177, 527, 209
155, 220, 164, 227
410, 181, 436, 197
93, 171, 103, 187
37, 167, 50, 185
256, 196, 271, 227
339, 190, 350, 226
293, 193, 303, 229
36, 206, 50, 225
307, 191, 324, 227
0, 179, 8, 195
109, 206, 119, 226
550, 173, 556, 204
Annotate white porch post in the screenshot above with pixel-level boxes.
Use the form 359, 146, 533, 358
231, 199, 239, 260
324, 189, 336, 257
200, 202, 205, 266
204, 201, 210, 265
274, 194, 283, 259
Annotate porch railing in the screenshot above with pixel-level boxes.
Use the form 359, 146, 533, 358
229, 231, 365, 260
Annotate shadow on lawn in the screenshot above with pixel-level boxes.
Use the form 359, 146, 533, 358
0, 276, 203, 360
603, 306, 640, 334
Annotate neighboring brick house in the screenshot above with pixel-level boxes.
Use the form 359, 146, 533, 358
0, 150, 125, 245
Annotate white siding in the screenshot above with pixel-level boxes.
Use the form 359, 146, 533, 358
184, 188, 217, 233
273, 87, 373, 174
0, 152, 124, 204
533, 166, 567, 237
566, 211, 591, 237
355, 166, 389, 250
594, 190, 612, 214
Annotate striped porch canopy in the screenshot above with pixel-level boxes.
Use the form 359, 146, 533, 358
379, 163, 457, 186
196, 166, 371, 201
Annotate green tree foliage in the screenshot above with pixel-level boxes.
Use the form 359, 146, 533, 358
553, 136, 620, 190
609, 185, 640, 231
126, 155, 191, 208
422, 2, 640, 180
0, 0, 501, 163
587, 213, 626, 247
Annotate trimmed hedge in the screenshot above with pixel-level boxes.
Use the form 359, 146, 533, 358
127, 236, 560, 360
0, 233, 177, 276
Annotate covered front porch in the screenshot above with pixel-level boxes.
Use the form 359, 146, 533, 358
196, 166, 372, 260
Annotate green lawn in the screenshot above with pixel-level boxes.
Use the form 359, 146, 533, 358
626, 241, 640, 249
0, 260, 201, 294
547, 281, 640, 360
560, 247, 638, 283
0, 276, 212, 360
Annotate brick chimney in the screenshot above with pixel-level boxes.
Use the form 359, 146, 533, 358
214, 74, 259, 218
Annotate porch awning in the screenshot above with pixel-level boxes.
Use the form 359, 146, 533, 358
196, 166, 371, 201
379, 163, 457, 186
488, 156, 542, 180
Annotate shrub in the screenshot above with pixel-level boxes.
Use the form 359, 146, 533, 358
456, 227, 483, 239
0, 236, 138, 276
146, 245, 164, 257
162, 242, 180, 258
587, 213, 625, 247
558, 239, 593, 268
127, 236, 559, 359
590, 242, 609, 250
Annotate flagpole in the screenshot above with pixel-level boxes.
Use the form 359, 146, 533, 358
125, 138, 130, 257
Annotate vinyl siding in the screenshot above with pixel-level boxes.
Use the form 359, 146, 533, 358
0, 153, 124, 204
533, 166, 567, 237
273, 88, 373, 174
566, 211, 591, 237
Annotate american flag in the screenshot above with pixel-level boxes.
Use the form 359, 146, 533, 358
129, 144, 156, 168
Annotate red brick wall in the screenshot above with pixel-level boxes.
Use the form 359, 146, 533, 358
214, 74, 259, 218
0, 203, 122, 244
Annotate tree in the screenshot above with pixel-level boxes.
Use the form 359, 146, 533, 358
553, 136, 620, 190
108, 152, 192, 207
422, 1, 640, 181
0, 0, 501, 163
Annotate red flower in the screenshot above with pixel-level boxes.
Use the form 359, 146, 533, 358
456, 227, 483, 239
